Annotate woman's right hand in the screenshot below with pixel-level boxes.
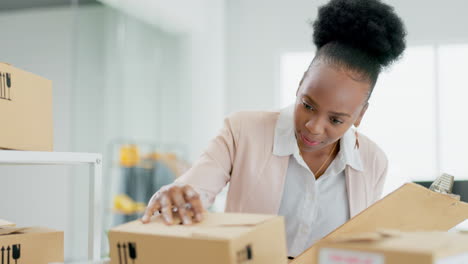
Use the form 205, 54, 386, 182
141, 184, 204, 225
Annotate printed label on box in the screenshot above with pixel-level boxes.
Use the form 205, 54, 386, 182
1, 244, 22, 264
0, 71, 12, 101
116, 242, 137, 264
318, 248, 385, 264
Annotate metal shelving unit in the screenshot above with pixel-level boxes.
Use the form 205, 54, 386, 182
0, 150, 103, 261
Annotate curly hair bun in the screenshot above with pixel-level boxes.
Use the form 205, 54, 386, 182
312, 0, 406, 68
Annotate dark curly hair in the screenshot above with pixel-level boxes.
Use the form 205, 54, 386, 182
310, 0, 406, 96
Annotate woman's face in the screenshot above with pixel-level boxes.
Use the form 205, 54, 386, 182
294, 62, 370, 154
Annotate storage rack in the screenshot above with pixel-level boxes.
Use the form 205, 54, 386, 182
0, 150, 103, 261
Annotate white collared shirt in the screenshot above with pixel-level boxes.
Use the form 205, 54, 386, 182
274, 105, 363, 257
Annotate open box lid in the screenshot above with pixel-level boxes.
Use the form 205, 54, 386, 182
111, 212, 279, 240
0, 219, 15, 228
324, 183, 468, 239
292, 183, 468, 263
0, 226, 60, 236
323, 230, 468, 256
0, 227, 30, 236
0, 219, 26, 236
0, 219, 60, 236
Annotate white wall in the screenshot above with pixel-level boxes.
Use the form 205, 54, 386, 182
226, 0, 326, 113
98, 0, 208, 33
225, 0, 468, 114
96, 0, 227, 162
187, 0, 226, 162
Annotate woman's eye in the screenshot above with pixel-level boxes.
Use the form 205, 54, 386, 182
331, 118, 343, 125
302, 102, 314, 110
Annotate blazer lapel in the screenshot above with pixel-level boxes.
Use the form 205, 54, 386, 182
242, 155, 290, 214
268, 155, 290, 214
345, 166, 368, 218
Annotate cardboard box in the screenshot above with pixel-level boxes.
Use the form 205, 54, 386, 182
291, 183, 468, 264
316, 231, 468, 264
0, 62, 53, 151
108, 212, 288, 264
0, 220, 64, 264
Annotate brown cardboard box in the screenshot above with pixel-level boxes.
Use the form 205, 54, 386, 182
0, 62, 53, 151
108, 212, 288, 264
316, 231, 468, 264
0, 220, 64, 264
291, 183, 468, 264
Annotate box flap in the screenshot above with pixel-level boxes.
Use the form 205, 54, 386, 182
0, 219, 15, 227
292, 183, 468, 263
111, 212, 277, 240
330, 229, 403, 243
0, 227, 29, 236
449, 219, 468, 232
0, 226, 60, 236
326, 183, 468, 239
323, 231, 468, 256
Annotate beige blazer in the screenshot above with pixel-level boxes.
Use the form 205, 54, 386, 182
174, 111, 388, 218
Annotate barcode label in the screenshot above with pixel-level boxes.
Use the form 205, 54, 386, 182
318, 248, 385, 264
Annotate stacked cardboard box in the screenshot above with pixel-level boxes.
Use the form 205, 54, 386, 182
0, 220, 63, 264
109, 212, 288, 264
0, 62, 53, 151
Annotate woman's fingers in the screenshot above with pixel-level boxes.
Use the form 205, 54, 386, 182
183, 185, 204, 222
160, 193, 174, 224
141, 184, 205, 225
141, 193, 161, 224
170, 186, 192, 225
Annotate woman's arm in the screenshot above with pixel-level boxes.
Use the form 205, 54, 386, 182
142, 114, 240, 224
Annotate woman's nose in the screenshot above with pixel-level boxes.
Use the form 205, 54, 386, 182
305, 117, 325, 135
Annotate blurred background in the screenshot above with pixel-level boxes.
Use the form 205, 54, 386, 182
0, 0, 467, 261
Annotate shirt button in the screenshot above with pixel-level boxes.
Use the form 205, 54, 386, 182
300, 227, 308, 234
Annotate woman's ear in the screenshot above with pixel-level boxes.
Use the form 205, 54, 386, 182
354, 102, 369, 127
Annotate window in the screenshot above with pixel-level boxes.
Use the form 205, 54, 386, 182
438, 45, 468, 177
360, 46, 436, 194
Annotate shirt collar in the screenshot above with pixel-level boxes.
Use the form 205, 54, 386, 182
273, 104, 363, 171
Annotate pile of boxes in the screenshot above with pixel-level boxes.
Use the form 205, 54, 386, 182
104, 183, 468, 264
0, 62, 60, 264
